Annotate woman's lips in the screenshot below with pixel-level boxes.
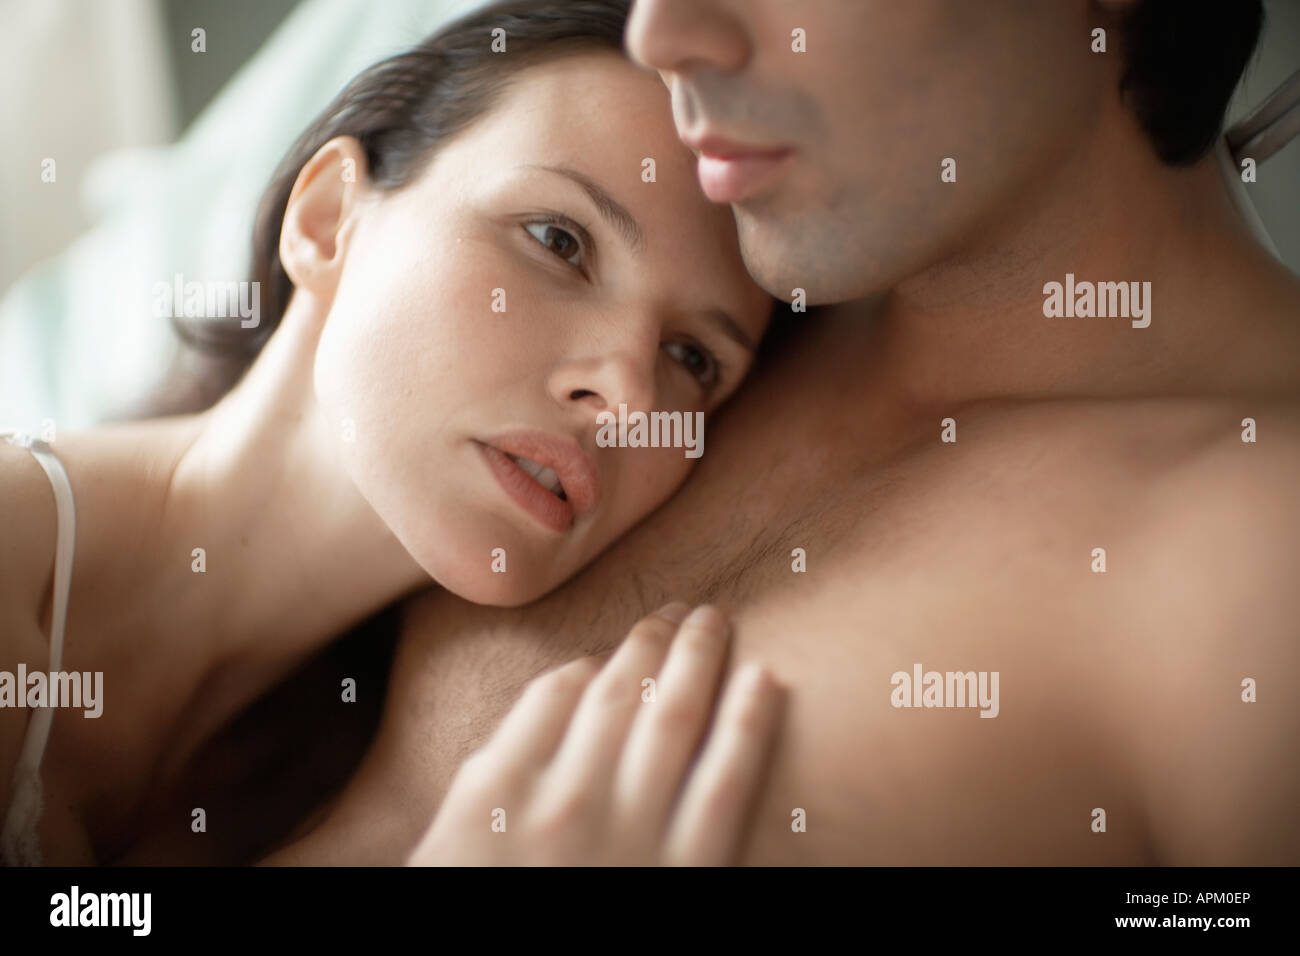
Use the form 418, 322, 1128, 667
477, 442, 575, 532
695, 147, 793, 204
474, 431, 600, 534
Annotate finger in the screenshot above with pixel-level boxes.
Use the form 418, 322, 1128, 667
479, 655, 603, 773
612, 605, 732, 840
541, 602, 690, 799
426, 657, 605, 860
661, 663, 785, 866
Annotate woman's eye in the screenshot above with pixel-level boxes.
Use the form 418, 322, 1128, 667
663, 341, 719, 389
524, 222, 583, 269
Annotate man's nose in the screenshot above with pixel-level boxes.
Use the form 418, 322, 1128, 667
547, 349, 657, 423
625, 0, 750, 75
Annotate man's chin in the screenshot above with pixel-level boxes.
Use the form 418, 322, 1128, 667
732, 213, 799, 300
735, 218, 833, 303
734, 210, 892, 306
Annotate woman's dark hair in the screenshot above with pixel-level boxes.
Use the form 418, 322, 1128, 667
1115, 0, 1265, 165
172, 0, 630, 370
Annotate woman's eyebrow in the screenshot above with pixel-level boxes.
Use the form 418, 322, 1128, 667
524, 164, 646, 252
704, 309, 756, 352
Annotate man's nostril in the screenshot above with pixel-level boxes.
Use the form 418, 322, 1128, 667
569, 388, 598, 401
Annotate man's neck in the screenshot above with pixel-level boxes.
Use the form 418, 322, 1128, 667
851, 117, 1300, 412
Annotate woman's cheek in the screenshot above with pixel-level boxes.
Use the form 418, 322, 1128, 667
315, 303, 395, 438
605, 445, 696, 532
312, 291, 431, 537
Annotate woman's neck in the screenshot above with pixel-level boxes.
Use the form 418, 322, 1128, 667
167, 292, 430, 670
56, 292, 429, 773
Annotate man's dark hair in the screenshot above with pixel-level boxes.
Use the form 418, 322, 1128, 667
1116, 0, 1265, 165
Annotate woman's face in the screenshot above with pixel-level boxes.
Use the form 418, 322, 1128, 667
314, 51, 772, 605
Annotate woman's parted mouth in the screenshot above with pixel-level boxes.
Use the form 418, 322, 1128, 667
508, 453, 567, 500
474, 429, 601, 533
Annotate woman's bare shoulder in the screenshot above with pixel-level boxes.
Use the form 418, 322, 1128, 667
0, 438, 57, 614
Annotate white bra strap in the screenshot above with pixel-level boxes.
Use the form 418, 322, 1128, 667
1, 432, 76, 777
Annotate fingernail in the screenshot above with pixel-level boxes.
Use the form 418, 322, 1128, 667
656, 601, 691, 624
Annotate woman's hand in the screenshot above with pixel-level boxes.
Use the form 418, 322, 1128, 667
407, 603, 784, 865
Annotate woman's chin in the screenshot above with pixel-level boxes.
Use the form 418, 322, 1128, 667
393, 506, 598, 607
416, 553, 557, 608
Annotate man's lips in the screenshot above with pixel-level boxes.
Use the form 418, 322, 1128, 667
474, 430, 601, 533
684, 133, 793, 204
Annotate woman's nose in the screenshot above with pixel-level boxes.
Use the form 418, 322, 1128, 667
547, 350, 657, 422
625, 0, 751, 76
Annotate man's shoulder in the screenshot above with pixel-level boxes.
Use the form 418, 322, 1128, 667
882, 392, 1300, 863
1018, 393, 1300, 864
971, 391, 1299, 527
985, 391, 1300, 685
1089, 393, 1300, 579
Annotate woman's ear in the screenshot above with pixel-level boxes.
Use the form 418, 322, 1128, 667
279, 136, 372, 297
